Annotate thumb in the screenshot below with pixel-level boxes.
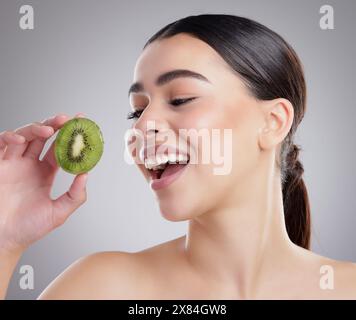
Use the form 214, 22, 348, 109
52, 173, 88, 228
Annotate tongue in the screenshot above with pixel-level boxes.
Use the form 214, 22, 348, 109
160, 164, 186, 179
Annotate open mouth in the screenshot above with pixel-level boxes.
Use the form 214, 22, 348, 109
144, 153, 190, 190
148, 158, 190, 180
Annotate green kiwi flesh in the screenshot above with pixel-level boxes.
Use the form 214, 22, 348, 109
55, 118, 104, 174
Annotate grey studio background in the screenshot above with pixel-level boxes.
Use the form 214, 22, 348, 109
0, 0, 355, 299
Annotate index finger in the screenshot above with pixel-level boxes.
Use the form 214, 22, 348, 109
41, 114, 70, 132
22, 114, 70, 159
14, 114, 69, 143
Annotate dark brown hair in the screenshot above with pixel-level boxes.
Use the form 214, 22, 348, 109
144, 14, 311, 249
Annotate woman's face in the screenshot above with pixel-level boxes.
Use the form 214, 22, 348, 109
127, 33, 266, 221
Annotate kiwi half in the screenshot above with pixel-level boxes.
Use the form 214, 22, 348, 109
55, 118, 104, 174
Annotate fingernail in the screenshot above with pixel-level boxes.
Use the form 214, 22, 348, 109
15, 134, 26, 142
45, 126, 55, 135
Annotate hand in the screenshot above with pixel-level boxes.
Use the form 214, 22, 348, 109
0, 114, 88, 254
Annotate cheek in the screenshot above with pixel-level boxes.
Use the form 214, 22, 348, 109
190, 98, 261, 186
178, 98, 231, 163
181, 97, 260, 166
181, 97, 225, 130
228, 105, 262, 182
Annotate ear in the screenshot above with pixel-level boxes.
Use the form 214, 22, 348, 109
258, 98, 294, 150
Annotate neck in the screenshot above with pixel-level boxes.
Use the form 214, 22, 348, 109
183, 160, 296, 298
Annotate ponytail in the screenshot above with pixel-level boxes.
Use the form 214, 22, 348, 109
282, 144, 311, 249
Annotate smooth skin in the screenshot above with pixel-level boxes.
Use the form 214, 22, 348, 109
1, 34, 356, 300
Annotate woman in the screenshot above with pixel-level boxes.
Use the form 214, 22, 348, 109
1, 14, 355, 299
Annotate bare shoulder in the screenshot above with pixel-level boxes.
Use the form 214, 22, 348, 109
294, 246, 356, 299
331, 259, 356, 298
38, 236, 185, 300
38, 251, 149, 299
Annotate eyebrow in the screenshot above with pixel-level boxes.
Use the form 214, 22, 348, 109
128, 69, 210, 96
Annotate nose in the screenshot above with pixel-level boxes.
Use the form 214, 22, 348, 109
133, 101, 171, 143
129, 102, 175, 169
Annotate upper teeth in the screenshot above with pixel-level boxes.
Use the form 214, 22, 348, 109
144, 154, 189, 170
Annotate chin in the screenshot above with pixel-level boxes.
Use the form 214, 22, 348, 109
156, 195, 198, 222
158, 202, 190, 222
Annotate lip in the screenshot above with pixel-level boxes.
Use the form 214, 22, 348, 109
149, 162, 189, 191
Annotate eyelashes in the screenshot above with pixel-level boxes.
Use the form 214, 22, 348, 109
169, 97, 196, 106
127, 97, 197, 120
126, 109, 143, 120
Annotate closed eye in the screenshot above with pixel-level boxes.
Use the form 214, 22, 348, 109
127, 97, 197, 120
170, 97, 197, 107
